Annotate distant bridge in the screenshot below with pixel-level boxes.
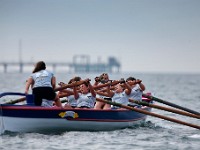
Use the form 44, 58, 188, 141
0, 55, 121, 73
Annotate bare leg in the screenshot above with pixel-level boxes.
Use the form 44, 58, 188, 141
94, 101, 104, 109
103, 104, 111, 109
64, 104, 73, 109
54, 95, 62, 107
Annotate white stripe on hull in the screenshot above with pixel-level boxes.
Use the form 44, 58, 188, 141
2, 116, 147, 132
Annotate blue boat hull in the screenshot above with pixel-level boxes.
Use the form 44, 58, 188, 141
0, 105, 151, 132
0, 92, 151, 132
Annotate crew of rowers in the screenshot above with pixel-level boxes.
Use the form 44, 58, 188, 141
25, 61, 146, 109
56, 72, 146, 109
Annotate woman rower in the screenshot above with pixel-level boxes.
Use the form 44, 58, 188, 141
25, 61, 62, 107
58, 76, 82, 108
126, 77, 146, 107
96, 78, 132, 109
94, 73, 112, 109
74, 78, 96, 109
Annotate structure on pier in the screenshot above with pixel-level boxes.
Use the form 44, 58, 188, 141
0, 55, 121, 73
72, 55, 120, 73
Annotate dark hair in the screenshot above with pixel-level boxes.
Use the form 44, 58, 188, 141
126, 77, 136, 82
74, 76, 81, 82
68, 76, 81, 84
83, 82, 89, 87
99, 73, 109, 83
68, 78, 74, 84
32, 61, 46, 73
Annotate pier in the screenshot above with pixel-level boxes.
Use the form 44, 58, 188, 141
0, 55, 121, 73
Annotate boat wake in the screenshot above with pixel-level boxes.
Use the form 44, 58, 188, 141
127, 120, 162, 130
188, 134, 200, 139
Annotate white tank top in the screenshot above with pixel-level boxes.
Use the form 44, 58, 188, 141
77, 93, 96, 108
31, 70, 53, 88
112, 91, 129, 106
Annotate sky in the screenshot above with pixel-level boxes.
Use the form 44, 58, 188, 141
0, 0, 200, 73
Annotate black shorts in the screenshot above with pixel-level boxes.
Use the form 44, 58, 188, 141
32, 87, 56, 106
104, 97, 112, 101
128, 104, 139, 107
79, 106, 90, 108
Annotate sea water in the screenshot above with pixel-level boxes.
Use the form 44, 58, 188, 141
0, 72, 200, 150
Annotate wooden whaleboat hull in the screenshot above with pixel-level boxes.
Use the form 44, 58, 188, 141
0, 92, 151, 133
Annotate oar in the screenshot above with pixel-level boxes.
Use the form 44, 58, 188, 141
129, 99, 200, 119
1, 92, 26, 104
4, 80, 86, 104
93, 80, 121, 90
61, 99, 68, 103
96, 98, 200, 130
5, 97, 26, 104
54, 80, 86, 91
142, 94, 200, 115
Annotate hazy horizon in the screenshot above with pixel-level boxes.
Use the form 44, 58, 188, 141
1, 0, 200, 74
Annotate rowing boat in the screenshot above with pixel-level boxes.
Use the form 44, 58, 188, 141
0, 92, 151, 133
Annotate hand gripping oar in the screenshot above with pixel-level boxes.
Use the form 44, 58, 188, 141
54, 80, 86, 91
129, 99, 200, 119
93, 80, 121, 90
4, 80, 86, 104
142, 94, 200, 115
96, 98, 200, 130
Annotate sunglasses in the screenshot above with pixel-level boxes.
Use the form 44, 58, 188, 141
102, 73, 108, 76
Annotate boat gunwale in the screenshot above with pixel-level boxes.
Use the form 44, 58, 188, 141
0, 104, 149, 112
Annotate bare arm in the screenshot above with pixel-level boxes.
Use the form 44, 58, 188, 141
51, 76, 56, 89
73, 84, 79, 100
96, 84, 114, 98
58, 89, 74, 98
136, 79, 145, 91
88, 80, 96, 97
93, 80, 120, 90
123, 82, 132, 95
25, 77, 33, 94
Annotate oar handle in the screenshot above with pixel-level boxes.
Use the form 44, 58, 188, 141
142, 94, 200, 115
93, 80, 121, 90
55, 80, 86, 91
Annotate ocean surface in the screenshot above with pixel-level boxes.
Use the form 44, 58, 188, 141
0, 72, 200, 150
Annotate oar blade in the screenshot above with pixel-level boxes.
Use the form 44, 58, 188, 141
142, 94, 200, 115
